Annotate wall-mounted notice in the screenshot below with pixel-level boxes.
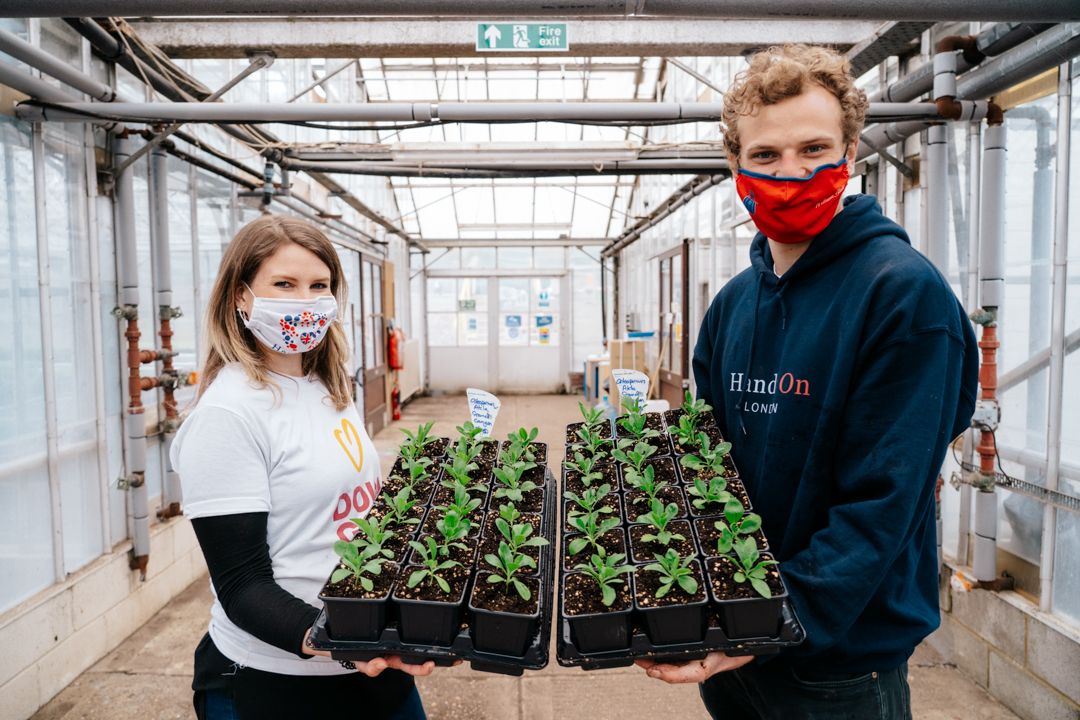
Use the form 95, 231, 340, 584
466, 387, 501, 437
611, 368, 649, 404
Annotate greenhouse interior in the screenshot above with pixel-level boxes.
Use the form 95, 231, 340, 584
0, 3, 1078, 720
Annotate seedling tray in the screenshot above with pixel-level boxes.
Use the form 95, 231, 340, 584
311, 468, 557, 676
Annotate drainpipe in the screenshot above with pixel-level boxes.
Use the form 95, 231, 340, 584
957, 121, 981, 566
112, 133, 150, 579
970, 103, 1007, 587
1039, 62, 1071, 612
149, 144, 184, 521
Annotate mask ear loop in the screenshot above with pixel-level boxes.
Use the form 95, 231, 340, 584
236, 282, 253, 325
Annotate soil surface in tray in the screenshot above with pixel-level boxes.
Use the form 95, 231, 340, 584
431, 484, 489, 509
663, 408, 718, 429
671, 426, 725, 455
693, 518, 768, 554
492, 486, 545, 514
621, 457, 678, 491
475, 440, 499, 464
521, 464, 547, 486
628, 521, 696, 563
678, 457, 739, 483
564, 463, 618, 495
566, 421, 613, 444
634, 562, 707, 608
394, 564, 469, 602
562, 529, 626, 571
500, 440, 548, 464
625, 485, 687, 520
322, 562, 399, 599
412, 533, 479, 565
707, 556, 785, 600
685, 478, 752, 514
368, 501, 427, 528
479, 513, 543, 565
564, 572, 632, 615
564, 496, 623, 533
471, 575, 540, 615
422, 437, 450, 459
419, 511, 483, 539
381, 474, 436, 499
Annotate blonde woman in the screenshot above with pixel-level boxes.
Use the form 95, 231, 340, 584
173, 215, 434, 719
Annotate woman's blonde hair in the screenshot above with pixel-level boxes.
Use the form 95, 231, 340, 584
197, 214, 353, 411
722, 44, 869, 166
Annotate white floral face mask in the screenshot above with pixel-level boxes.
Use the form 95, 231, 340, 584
237, 283, 338, 354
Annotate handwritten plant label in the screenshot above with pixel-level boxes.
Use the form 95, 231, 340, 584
611, 369, 649, 405
466, 388, 501, 437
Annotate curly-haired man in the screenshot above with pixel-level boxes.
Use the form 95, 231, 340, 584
636, 44, 979, 720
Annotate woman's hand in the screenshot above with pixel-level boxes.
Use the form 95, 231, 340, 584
301, 627, 448, 677
635, 652, 754, 683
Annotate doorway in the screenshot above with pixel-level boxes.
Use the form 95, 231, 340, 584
657, 241, 689, 407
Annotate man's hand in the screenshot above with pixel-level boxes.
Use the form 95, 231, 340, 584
635, 652, 754, 683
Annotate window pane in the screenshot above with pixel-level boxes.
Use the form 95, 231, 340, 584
500, 278, 529, 312
428, 248, 459, 269
461, 246, 495, 269
499, 313, 527, 346
458, 313, 488, 346
532, 313, 559, 346
427, 277, 456, 312
458, 277, 488, 312
531, 277, 559, 312
427, 312, 457, 346
498, 247, 531, 269
534, 247, 565, 268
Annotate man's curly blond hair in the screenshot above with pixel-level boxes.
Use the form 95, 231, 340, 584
721, 44, 869, 166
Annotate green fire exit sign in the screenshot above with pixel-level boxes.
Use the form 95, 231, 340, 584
476, 23, 569, 52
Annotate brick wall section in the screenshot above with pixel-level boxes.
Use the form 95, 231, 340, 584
929, 565, 1080, 720
0, 519, 208, 720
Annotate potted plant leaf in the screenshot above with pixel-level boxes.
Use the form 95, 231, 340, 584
663, 390, 717, 431
564, 510, 623, 561
319, 537, 396, 641
615, 397, 669, 455
563, 551, 635, 653
563, 483, 621, 534
469, 541, 544, 656
693, 500, 768, 555
480, 513, 547, 569
563, 450, 616, 495
566, 401, 612, 446
678, 435, 739, 485
502, 426, 547, 464
706, 537, 787, 639
629, 498, 694, 563
493, 460, 544, 513
634, 548, 708, 645
392, 536, 468, 646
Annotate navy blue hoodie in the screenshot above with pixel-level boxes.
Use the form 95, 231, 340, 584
693, 194, 978, 673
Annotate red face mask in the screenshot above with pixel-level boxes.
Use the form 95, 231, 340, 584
734, 157, 850, 245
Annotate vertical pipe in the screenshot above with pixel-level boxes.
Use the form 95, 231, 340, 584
958, 121, 981, 566
33, 123, 66, 583
972, 118, 1006, 583
150, 145, 182, 519
1039, 62, 1071, 613
115, 134, 149, 578
1024, 110, 1053, 453
927, 124, 951, 274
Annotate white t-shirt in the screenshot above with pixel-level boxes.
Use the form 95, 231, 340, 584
171, 363, 383, 675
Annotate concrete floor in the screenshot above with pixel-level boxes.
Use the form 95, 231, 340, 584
32, 394, 1020, 720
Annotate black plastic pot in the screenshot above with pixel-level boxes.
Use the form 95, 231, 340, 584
562, 572, 634, 653
469, 574, 543, 657
392, 570, 467, 646
634, 560, 708, 646
706, 556, 788, 640
318, 565, 397, 641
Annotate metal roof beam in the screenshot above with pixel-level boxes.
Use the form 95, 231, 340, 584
122, 18, 879, 59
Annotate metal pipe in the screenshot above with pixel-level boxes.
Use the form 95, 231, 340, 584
8, 0, 1080, 20
32, 123, 65, 583
114, 133, 150, 579
957, 121, 981, 566
280, 159, 728, 178
1039, 61, 1071, 612
926, 124, 950, 273
0, 26, 115, 101
972, 119, 1006, 584
150, 146, 183, 520
288, 58, 355, 103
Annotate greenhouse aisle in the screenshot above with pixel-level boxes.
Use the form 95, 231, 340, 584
31, 395, 1021, 720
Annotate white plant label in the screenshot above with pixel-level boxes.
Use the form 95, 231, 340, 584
612, 369, 649, 405
466, 388, 501, 437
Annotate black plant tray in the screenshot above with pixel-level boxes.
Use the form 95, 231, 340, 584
555, 597, 805, 670
310, 467, 558, 676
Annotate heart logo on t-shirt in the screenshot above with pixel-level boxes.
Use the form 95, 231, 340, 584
333, 418, 365, 473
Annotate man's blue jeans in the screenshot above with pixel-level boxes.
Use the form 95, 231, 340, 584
699, 660, 912, 720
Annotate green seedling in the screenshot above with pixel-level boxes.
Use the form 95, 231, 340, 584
455, 420, 485, 454
345, 516, 397, 560
565, 483, 615, 518
507, 426, 541, 462
617, 401, 660, 442
434, 484, 483, 520
567, 511, 620, 556
403, 457, 433, 487
497, 502, 521, 525
635, 498, 685, 546
668, 415, 704, 450
330, 540, 386, 589
680, 390, 712, 425
434, 509, 472, 557
642, 548, 698, 599
679, 434, 734, 479
686, 476, 733, 512
612, 440, 657, 473
622, 464, 667, 506
574, 551, 634, 607
492, 461, 539, 503
399, 421, 437, 458
565, 450, 606, 481
494, 517, 549, 554
578, 401, 607, 429
713, 500, 762, 555
406, 536, 462, 594
575, 425, 612, 459
484, 541, 536, 601
380, 487, 421, 529
729, 536, 778, 599
440, 456, 484, 493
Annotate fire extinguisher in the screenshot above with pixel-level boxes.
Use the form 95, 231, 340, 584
391, 382, 401, 421
387, 321, 405, 370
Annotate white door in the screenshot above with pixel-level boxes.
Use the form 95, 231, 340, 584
426, 276, 490, 392
495, 276, 564, 393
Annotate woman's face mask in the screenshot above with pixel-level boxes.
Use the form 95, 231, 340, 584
734, 154, 850, 245
237, 282, 338, 354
